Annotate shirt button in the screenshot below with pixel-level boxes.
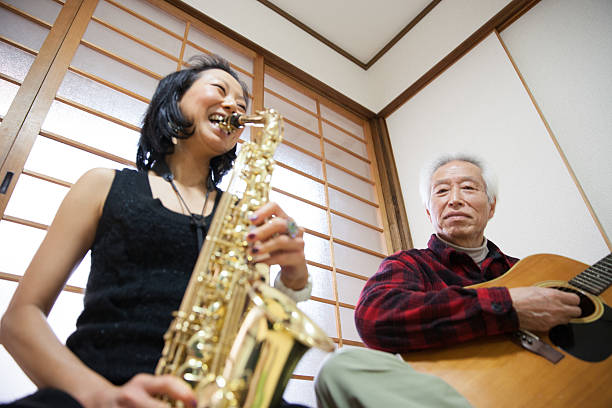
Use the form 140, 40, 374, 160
492, 302, 503, 313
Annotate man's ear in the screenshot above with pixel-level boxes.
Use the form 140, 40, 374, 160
488, 198, 496, 220
426, 207, 432, 223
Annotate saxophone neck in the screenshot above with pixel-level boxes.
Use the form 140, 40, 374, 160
219, 109, 280, 133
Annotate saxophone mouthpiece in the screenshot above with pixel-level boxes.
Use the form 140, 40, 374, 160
228, 113, 244, 130
218, 111, 270, 134
217, 113, 244, 134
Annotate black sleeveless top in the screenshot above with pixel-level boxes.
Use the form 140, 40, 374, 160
66, 168, 221, 385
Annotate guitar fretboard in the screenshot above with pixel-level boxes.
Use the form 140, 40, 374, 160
569, 253, 612, 295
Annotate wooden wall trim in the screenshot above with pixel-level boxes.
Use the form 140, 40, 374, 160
163, 0, 375, 120
378, 0, 541, 118
366, 0, 441, 69
255, 0, 366, 69
0, 0, 99, 216
256, 0, 441, 70
369, 117, 412, 251
0, 0, 84, 171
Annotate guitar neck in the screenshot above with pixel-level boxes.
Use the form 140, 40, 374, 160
569, 253, 612, 295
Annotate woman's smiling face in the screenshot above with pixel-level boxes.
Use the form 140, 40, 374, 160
177, 68, 247, 158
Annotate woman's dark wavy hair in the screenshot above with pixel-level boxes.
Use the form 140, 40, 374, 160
136, 54, 250, 185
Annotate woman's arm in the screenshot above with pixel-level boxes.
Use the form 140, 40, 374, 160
1, 168, 115, 401
0, 168, 195, 408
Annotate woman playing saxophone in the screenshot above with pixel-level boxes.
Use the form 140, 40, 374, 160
0, 55, 311, 408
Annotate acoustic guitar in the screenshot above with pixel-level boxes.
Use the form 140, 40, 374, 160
404, 253, 612, 408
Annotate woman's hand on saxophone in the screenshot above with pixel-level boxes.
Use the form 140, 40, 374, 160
90, 374, 196, 408
247, 201, 309, 291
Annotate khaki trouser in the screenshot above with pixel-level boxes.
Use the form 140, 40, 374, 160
314, 348, 473, 408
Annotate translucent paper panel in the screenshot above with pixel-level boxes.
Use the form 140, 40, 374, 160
326, 166, 377, 203
271, 166, 326, 206
0, 41, 36, 81
283, 122, 321, 156
324, 141, 371, 178
70, 45, 159, 100
303, 233, 331, 266
269, 191, 328, 236
322, 121, 367, 157
270, 263, 334, 301
50, 291, 84, 342
336, 273, 367, 306
187, 27, 253, 74
3, 0, 62, 25
0, 220, 89, 287
57, 70, 148, 127
328, 188, 380, 227
0, 220, 45, 276
182, 45, 254, 93
264, 74, 317, 114
0, 280, 84, 345
333, 243, 385, 278
0, 282, 36, 401
0, 79, 19, 116
308, 265, 334, 300
82, 20, 176, 77
293, 346, 334, 377
339, 305, 361, 342
283, 378, 316, 408
93, 0, 183, 56
298, 300, 337, 338
25, 137, 128, 184
119, 0, 185, 36
42, 101, 140, 161
4, 175, 69, 226
0, 8, 49, 51
0, 344, 36, 402
67, 254, 91, 288
320, 104, 364, 139
275, 143, 322, 179
330, 214, 385, 254
0, 225, 87, 295
264, 91, 318, 134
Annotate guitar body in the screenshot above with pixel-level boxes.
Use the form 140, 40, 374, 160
404, 254, 612, 408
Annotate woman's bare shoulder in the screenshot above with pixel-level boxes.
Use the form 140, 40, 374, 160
66, 168, 119, 212
77, 167, 117, 185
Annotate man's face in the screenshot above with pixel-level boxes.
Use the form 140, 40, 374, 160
426, 160, 495, 248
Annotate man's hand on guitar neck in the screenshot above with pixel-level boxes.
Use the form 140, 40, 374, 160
508, 287, 582, 332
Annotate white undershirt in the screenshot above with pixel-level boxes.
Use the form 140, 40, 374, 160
437, 234, 489, 264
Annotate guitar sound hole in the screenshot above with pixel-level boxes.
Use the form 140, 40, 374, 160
552, 286, 595, 318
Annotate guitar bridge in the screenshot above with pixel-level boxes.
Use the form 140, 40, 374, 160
511, 330, 565, 364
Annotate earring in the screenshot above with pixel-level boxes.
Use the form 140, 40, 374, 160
168, 120, 182, 135
171, 136, 178, 145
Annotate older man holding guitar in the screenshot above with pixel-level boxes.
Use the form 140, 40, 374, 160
315, 153, 611, 408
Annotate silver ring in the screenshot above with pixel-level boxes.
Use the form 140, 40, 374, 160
286, 218, 298, 239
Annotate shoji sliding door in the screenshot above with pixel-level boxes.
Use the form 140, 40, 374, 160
263, 68, 388, 404
0, 0, 390, 405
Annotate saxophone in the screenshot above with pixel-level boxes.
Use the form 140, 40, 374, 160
155, 109, 335, 408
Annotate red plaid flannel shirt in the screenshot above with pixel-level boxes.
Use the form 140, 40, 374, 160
355, 234, 520, 353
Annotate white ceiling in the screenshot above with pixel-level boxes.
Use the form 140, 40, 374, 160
185, 0, 511, 112
265, 0, 435, 65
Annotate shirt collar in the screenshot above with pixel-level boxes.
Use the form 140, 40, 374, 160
428, 234, 508, 266
436, 234, 489, 264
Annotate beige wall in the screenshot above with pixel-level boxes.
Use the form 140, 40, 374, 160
500, 0, 612, 249
385, 29, 609, 265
